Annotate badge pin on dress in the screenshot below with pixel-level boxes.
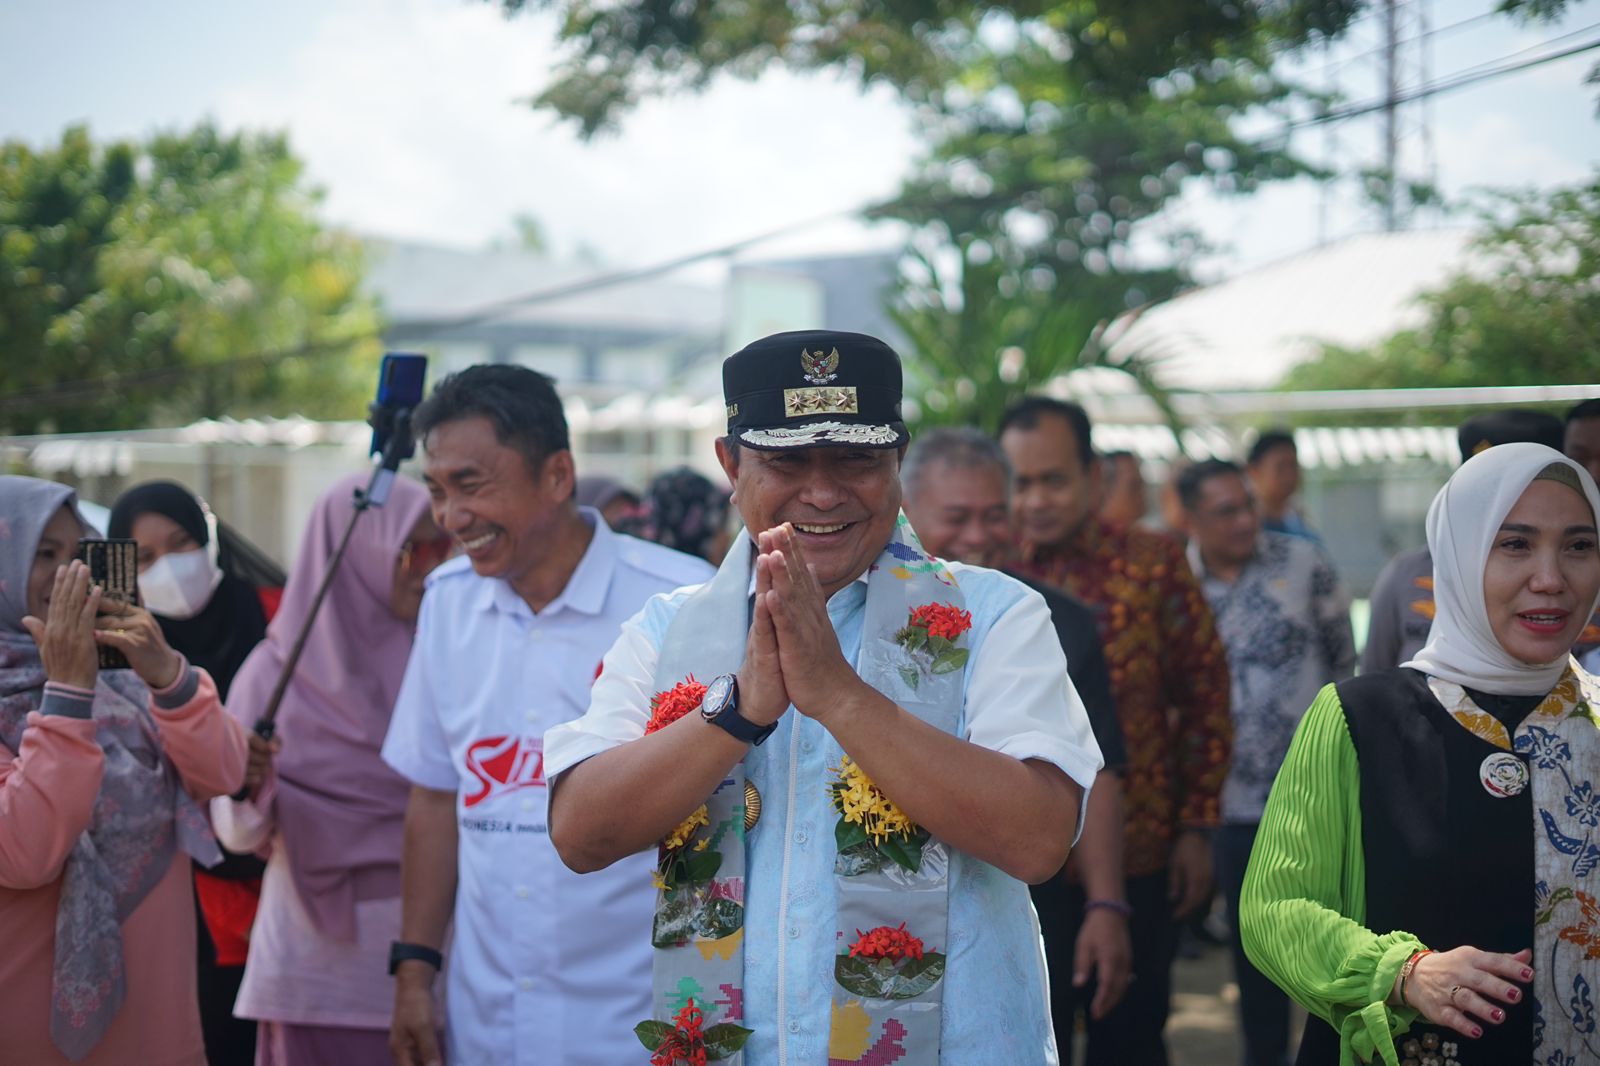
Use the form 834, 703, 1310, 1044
1480, 751, 1529, 798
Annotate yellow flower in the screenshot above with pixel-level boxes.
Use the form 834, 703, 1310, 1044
651, 867, 669, 891
664, 804, 710, 851
830, 755, 918, 844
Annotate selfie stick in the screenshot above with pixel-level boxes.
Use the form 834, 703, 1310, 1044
230, 397, 417, 799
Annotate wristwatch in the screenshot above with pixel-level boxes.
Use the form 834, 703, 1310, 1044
699, 673, 776, 746
388, 941, 444, 975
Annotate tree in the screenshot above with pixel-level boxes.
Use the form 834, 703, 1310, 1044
0, 123, 380, 435
494, 1, 1359, 427
1281, 172, 1600, 404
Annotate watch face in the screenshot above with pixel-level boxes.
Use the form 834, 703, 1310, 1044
701, 673, 734, 717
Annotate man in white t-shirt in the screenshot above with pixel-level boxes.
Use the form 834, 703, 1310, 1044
381, 364, 713, 1066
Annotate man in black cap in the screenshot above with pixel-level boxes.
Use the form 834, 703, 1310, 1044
1361, 409, 1566, 673
544, 330, 1104, 1065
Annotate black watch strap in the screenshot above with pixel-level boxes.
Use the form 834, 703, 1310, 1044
389, 941, 443, 975
714, 706, 777, 746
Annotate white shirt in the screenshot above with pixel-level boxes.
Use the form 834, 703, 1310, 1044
381, 513, 714, 1066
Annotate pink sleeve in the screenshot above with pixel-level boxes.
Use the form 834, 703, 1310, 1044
151, 669, 249, 802
0, 714, 104, 890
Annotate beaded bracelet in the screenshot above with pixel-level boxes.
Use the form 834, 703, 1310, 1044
1084, 898, 1134, 919
1397, 949, 1434, 1007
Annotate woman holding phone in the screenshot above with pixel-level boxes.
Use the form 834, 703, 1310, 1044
0, 474, 249, 1065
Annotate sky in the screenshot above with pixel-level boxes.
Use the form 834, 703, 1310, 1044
2, 0, 1596, 284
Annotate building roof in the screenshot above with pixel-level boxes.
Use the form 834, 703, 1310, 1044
1106, 228, 1482, 391
364, 238, 723, 336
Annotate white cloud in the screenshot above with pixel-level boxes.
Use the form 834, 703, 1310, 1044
215, 0, 920, 266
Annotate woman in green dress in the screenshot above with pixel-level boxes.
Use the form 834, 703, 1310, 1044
1240, 442, 1600, 1066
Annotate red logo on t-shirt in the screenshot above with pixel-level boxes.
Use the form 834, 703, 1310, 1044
462, 735, 545, 809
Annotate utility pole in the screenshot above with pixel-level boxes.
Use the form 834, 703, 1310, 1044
1382, 0, 1401, 231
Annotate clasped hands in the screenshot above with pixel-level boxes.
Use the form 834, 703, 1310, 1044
734, 523, 865, 730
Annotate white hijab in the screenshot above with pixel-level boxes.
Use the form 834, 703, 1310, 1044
1404, 442, 1600, 696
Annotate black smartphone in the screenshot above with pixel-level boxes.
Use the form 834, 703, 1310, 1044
75, 538, 140, 670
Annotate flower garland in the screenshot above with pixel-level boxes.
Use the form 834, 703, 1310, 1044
830, 754, 930, 875
648, 676, 709, 734
647, 678, 717, 882
834, 923, 947, 1001
892, 601, 973, 690
635, 998, 751, 1066
848, 922, 924, 961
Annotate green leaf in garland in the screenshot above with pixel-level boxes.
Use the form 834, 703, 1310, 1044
899, 664, 921, 689
702, 1023, 756, 1059
926, 634, 952, 655
835, 814, 869, 852
634, 1019, 675, 1050
888, 952, 948, 998
931, 647, 969, 674
682, 848, 724, 885
834, 951, 948, 1000
834, 839, 886, 876
651, 889, 699, 948
693, 896, 745, 940
877, 832, 922, 873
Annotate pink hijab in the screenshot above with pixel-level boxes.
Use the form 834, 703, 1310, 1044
227, 472, 431, 942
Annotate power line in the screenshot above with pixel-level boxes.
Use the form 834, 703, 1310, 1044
1280, 29, 1600, 136
1310, 4, 1502, 79
1414, 18, 1600, 85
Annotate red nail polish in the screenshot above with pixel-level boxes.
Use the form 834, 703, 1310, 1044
1508, 989, 1519, 1001
1522, 968, 1534, 979
1472, 1026, 1483, 1038
1492, 1009, 1504, 1022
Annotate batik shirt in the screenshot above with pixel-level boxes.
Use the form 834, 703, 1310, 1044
1189, 532, 1356, 824
1013, 518, 1231, 879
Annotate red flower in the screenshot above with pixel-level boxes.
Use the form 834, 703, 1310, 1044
649, 999, 709, 1066
908, 602, 972, 642
847, 922, 926, 961
646, 677, 708, 735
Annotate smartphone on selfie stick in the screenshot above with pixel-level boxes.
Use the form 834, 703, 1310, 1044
230, 352, 427, 799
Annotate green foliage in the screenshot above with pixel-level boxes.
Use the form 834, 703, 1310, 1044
888, 241, 1188, 435
493, 2, 1366, 429
0, 123, 380, 435
1282, 173, 1600, 403
503, 1, 1359, 138
834, 950, 948, 1000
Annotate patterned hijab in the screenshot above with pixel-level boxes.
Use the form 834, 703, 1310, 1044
1404, 443, 1600, 695
628, 467, 731, 563
0, 475, 221, 1061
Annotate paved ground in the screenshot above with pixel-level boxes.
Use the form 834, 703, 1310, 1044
1169, 941, 1249, 1066
1072, 939, 1309, 1066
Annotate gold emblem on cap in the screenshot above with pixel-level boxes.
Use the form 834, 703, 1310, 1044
800, 346, 841, 385
726, 402, 739, 420
784, 387, 858, 418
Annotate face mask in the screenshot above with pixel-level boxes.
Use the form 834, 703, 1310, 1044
139, 547, 224, 620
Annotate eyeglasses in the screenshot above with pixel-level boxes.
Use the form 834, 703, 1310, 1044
400, 535, 457, 576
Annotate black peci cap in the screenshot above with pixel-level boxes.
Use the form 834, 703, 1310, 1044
722, 329, 908, 450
